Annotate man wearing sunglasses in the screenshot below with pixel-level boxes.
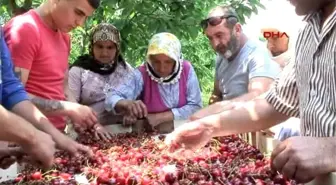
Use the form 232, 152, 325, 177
190, 5, 281, 120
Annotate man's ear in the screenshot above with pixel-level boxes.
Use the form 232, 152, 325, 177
234, 23, 242, 34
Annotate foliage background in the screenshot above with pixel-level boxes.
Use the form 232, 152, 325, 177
0, 0, 264, 105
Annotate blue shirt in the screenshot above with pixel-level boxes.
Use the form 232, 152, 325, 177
105, 64, 203, 120
0, 29, 29, 109
215, 39, 281, 100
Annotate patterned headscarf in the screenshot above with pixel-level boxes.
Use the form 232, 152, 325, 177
90, 23, 121, 57
71, 23, 126, 75
145, 32, 183, 85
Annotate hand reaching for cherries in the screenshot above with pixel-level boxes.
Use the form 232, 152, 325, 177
0, 145, 24, 169
165, 120, 214, 152
93, 124, 113, 141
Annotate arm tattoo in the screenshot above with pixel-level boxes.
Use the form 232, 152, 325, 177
30, 97, 65, 113
14, 68, 22, 80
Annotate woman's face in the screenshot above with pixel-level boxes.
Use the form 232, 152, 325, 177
149, 54, 175, 78
93, 40, 117, 64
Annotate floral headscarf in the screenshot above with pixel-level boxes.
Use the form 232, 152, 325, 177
90, 23, 121, 57
145, 32, 183, 85
71, 23, 126, 75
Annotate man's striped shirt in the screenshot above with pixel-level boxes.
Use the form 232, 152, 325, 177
265, 9, 336, 137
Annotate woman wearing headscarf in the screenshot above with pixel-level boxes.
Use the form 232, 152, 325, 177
105, 32, 202, 132
68, 23, 133, 140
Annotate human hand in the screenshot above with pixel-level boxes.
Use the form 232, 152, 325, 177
93, 124, 113, 141
52, 132, 93, 158
146, 114, 161, 128
64, 102, 98, 128
0, 145, 24, 169
123, 115, 137, 126
165, 120, 214, 152
271, 136, 336, 183
118, 100, 147, 118
21, 130, 56, 169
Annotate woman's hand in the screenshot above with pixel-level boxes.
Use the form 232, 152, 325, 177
117, 100, 148, 118
146, 114, 161, 128
93, 124, 113, 141
123, 115, 137, 126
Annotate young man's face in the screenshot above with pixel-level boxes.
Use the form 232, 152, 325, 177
267, 36, 289, 57
51, 0, 95, 32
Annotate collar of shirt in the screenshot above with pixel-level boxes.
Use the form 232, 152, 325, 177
303, 9, 336, 43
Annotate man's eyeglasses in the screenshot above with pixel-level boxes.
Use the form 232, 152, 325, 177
200, 15, 238, 30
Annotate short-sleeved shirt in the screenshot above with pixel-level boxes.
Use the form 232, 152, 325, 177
215, 39, 281, 100
0, 28, 29, 109
4, 10, 70, 129
265, 10, 336, 137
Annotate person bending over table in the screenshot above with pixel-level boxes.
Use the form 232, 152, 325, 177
69, 23, 133, 140
0, 27, 58, 169
105, 32, 202, 133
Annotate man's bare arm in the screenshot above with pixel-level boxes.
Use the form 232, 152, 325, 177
203, 97, 289, 137
29, 94, 69, 116
14, 67, 98, 127
14, 67, 69, 116
191, 77, 274, 120
0, 104, 39, 145
64, 69, 77, 103
11, 100, 66, 137
14, 67, 28, 85
230, 77, 274, 102
208, 80, 222, 105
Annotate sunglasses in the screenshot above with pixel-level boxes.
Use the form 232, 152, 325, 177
200, 14, 238, 30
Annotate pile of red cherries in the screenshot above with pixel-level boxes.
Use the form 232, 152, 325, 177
2, 131, 297, 185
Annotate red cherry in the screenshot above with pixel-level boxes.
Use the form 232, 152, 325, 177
135, 153, 144, 160
164, 172, 176, 183
61, 159, 68, 164
211, 168, 221, 178
54, 157, 62, 164
14, 177, 23, 183
31, 172, 42, 180
97, 173, 110, 184
59, 173, 71, 180
141, 176, 151, 185
116, 177, 126, 185
255, 179, 265, 185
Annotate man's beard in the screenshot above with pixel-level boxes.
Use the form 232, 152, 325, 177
217, 32, 239, 60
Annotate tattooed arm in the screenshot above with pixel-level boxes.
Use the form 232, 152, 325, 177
14, 67, 98, 127
14, 67, 69, 116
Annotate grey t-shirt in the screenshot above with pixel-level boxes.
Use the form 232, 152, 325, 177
215, 40, 281, 100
